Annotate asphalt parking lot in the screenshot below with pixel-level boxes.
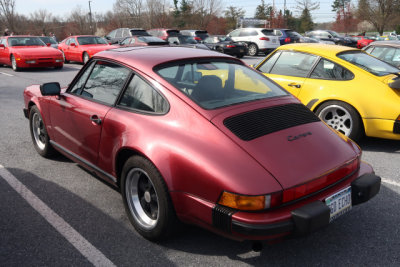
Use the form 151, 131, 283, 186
1, 57, 400, 266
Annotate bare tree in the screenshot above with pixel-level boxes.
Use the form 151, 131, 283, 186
145, 0, 172, 28
295, 0, 320, 13
114, 0, 144, 27
0, 0, 16, 31
30, 9, 52, 35
192, 0, 222, 29
357, 0, 399, 35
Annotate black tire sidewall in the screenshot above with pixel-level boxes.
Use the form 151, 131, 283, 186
316, 101, 363, 141
29, 106, 54, 157
121, 156, 176, 241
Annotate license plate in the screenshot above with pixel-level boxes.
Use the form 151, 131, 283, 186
325, 187, 352, 222
272, 39, 276, 43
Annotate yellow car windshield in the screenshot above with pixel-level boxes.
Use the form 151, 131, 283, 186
155, 60, 287, 109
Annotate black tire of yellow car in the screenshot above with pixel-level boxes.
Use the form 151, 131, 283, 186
315, 101, 364, 141
29, 105, 56, 158
11, 55, 19, 71
247, 43, 258, 56
121, 156, 178, 241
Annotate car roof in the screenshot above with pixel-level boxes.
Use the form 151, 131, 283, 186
95, 46, 242, 71
369, 40, 400, 47
277, 43, 358, 56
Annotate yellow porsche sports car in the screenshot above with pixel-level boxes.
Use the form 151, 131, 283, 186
254, 43, 400, 141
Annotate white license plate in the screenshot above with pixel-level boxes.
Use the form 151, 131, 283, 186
325, 187, 352, 222
272, 39, 276, 43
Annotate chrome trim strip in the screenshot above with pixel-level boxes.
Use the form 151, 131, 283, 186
50, 140, 117, 183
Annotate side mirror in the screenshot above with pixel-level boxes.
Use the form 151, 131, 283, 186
389, 78, 400, 90
70, 43, 76, 47
0, 44, 4, 48
46, 43, 51, 47
328, 35, 332, 39
105, 36, 111, 40
40, 82, 61, 96
173, 41, 179, 45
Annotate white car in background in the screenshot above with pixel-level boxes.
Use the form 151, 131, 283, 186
227, 28, 280, 56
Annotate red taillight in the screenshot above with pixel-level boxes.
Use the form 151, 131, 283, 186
259, 37, 270, 41
284, 37, 291, 43
194, 37, 201, 41
282, 157, 360, 203
226, 44, 235, 48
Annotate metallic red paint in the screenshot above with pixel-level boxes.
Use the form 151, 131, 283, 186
23, 47, 379, 241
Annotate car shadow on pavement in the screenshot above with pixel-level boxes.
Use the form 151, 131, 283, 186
358, 137, 400, 153
3, 167, 399, 266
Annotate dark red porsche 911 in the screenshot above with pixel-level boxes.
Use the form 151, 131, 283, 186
23, 46, 380, 242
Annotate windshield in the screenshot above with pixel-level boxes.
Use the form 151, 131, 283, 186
169, 35, 197, 44
155, 60, 288, 109
39, 36, 57, 44
77, 36, 108, 45
328, 30, 341, 38
137, 36, 166, 43
8, 37, 45, 47
287, 31, 302, 38
338, 51, 399, 76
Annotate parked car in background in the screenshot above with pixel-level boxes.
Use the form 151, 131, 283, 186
119, 36, 168, 47
272, 29, 302, 45
147, 28, 180, 40
180, 30, 209, 42
353, 36, 374, 49
23, 46, 380, 242
299, 36, 335, 45
167, 34, 209, 50
105, 28, 150, 44
0, 36, 63, 71
363, 41, 400, 68
38, 36, 58, 49
375, 35, 398, 41
227, 28, 280, 56
305, 30, 357, 47
254, 43, 400, 141
58, 35, 117, 64
203, 35, 247, 58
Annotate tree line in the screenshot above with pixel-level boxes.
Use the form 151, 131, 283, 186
1, 0, 399, 41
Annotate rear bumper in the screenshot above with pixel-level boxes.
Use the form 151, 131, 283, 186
363, 118, 400, 140
229, 173, 380, 238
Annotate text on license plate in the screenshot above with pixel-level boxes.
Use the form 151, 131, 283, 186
325, 187, 352, 222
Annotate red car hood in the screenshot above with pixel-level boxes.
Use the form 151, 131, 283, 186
211, 101, 359, 189
11, 46, 62, 56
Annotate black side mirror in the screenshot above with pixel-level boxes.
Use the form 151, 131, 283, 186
389, 79, 400, 90
40, 82, 61, 96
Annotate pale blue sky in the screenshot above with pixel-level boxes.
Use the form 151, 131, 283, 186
16, 0, 337, 23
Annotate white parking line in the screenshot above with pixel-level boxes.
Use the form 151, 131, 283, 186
382, 178, 400, 187
0, 72, 13, 77
0, 165, 116, 267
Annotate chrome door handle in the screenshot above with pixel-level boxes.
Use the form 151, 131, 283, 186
90, 115, 101, 125
288, 83, 301, 88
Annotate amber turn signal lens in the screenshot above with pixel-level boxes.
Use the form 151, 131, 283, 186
218, 192, 265, 211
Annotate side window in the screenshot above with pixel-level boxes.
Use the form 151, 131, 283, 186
364, 46, 374, 54
310, 58, 354, 80
69, 61, 95, 94
249, 30, 258, 36
275, 30, 283, 36
229, 30, 240, 37
239, 30, 249, 37
392, 49, 400, 65
70, 38, 77, 46
80, 61, 131, 105
123, 29, 130, 37
65, 38, 71, 45
115, 29, 123, 38
258, 51, 281, 73
118, 75, 168, 113
108, 30, 116, 38
270, 51, 318, 77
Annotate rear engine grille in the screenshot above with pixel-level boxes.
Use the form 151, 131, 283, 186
224, 103, 320, 141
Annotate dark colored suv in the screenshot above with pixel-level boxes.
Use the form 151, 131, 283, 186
272, 29, 302, 45
105, 28, 151, 44
147, 29, 180, 40
180, 30, 209, 42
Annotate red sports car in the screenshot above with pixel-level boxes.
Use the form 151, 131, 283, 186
354, 36, 374, 49
23, 47, 380, 242
0, 36, 63, 71
58, 35, 117, 64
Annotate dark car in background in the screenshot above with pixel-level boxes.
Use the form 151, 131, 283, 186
167, 34, 210, 50
147, 28, 180, 40
105, 28, 150, 44
203, 35, 247, 58
119, 36, 168, 47
363, 41, 400, 68
306, 30, 357, 47
272, 29, 302, 45
180, 30, 209, 42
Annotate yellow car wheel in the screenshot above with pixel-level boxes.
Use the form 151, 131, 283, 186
316, 101, 364, 141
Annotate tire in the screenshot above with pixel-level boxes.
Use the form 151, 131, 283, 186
121, 156, 177, 241
315, 101, 363, 141
29, 105, 56, 157
11, 55, 19, 71
62, 51, 69, 63
247, 43, 258, 56
82, 52, 89, 64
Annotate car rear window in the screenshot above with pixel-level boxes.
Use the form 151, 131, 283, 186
286, 30, 302, 38
167, 30, 180, 35
130, 30, 150, 36
155, 60, 287, 109
261, 29, 275, 36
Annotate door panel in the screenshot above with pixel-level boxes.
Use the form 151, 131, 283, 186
265, 74, 305, 96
